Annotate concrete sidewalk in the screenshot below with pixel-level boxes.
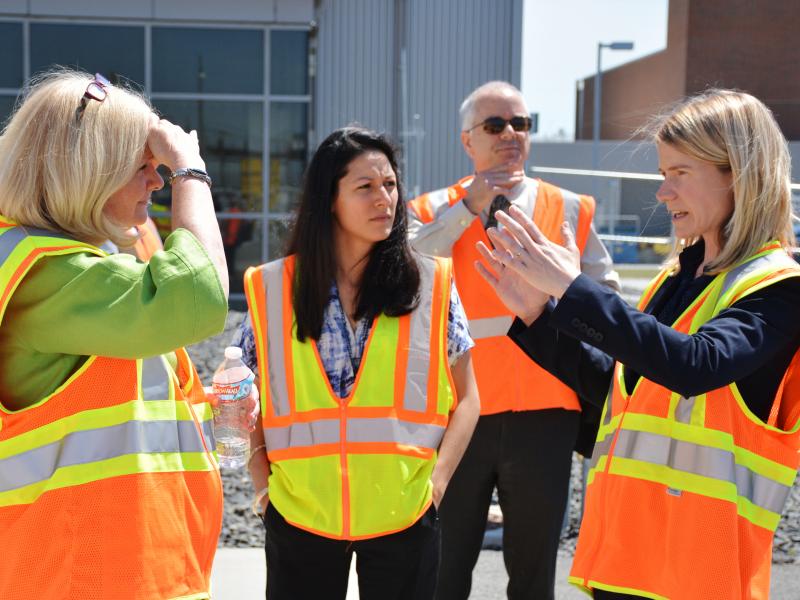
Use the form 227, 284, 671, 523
211, 547, 800, 599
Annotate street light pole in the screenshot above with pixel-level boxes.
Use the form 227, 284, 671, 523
591, 41, 634, 237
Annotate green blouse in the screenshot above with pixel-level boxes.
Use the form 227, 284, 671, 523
0, 228, 227, 410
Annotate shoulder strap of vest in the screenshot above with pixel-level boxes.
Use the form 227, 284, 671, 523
575, 194, 595, 254
0, 222, 104, 325
715, 242, 800, 311
532, 180, 567, 245
636, 267, 674, 311
535, 180, 596, 256
407, 178, 472, 225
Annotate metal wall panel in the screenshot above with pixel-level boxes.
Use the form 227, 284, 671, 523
404, 0, 520, 194
314, 0, 396, 147
314, 0, 521, 194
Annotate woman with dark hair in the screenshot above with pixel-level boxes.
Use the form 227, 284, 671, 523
233, 126, 480, 600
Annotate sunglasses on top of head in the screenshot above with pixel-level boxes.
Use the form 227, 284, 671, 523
467, 115, 532, 135
75, 73, 111, 123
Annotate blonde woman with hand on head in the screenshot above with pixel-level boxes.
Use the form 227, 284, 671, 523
0, 70, 231, 599
477, 89, 800, 599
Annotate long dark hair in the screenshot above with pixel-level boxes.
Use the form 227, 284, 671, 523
287, 126, 420, 341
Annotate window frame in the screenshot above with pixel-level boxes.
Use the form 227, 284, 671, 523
0, 16, 312, 301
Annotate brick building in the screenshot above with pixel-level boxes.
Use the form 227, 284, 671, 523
576, 0, 800, 140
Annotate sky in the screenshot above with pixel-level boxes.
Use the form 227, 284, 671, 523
521, 0, 669, 140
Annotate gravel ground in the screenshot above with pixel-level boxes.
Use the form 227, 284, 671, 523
188, 310, 800, 562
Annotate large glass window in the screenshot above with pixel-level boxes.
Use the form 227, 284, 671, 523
7, 19, 309, 298
151, 99, 264, 292
218, 217, 263, 295
269, 103, 308, 214
0, 22, 23, 88
30, 24, 145, 85
153, 99, 264, 211
271, 31, 308, 95
152, 28, 263, 94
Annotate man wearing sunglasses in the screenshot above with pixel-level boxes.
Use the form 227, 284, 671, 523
407, 81, 619, 600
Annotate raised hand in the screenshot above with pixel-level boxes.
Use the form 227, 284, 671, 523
475, 232, 550, 325
464, 164, 526, 214
491, 205, 581, 299
146, 115, 206, 172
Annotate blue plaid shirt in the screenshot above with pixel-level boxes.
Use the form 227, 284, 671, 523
232, 280, 473, 399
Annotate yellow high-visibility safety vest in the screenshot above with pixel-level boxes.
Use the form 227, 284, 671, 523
244, 253, 455, 540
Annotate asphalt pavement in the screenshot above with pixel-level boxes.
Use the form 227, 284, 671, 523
210, 547, 800, 599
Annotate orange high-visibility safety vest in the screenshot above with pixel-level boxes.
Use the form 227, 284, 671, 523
0, 217, 222, 600
132, 217, 163, 260
570, 242, 800, 600
243, 254, 455, 540
408, 177, 595, 415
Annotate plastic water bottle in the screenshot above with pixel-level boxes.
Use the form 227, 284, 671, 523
212, 346, 255, 469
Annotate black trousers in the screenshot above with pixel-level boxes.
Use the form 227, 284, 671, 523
263, 502, 440, 600
434, 409, 579, 600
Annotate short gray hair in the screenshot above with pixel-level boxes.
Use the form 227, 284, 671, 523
459, 81, 526, 130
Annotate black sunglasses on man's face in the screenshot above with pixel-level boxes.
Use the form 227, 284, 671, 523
467, 115, 532, 135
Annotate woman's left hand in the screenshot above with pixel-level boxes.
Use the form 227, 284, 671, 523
491, 205, 582, 299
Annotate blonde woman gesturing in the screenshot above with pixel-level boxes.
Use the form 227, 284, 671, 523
478, 90, 800, 599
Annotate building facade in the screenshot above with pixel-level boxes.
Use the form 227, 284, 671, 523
575, 0, 800, 141
0, 0, 522, 296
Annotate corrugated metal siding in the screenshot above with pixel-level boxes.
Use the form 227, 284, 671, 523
314, 0, 521, 193
314, 0, 396, 145
405, 0, 517, 192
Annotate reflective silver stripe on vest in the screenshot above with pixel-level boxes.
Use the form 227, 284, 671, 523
141, 356, 171, 400
200, 418, 216, 452
601, 376, 615, 427
264, 418, 340, 452
264, 260, 291, 417
719, 251, 798, 300
468, 316, 513, 340
0, 224, 86, 263
0, 420, 207, 493
589, 433, 614, 470
403, 256, 436, 412
674, 395, 697, 424
265, 417, 446, 452
347, 418, 445, 449
0, 227, 27, 262
612, 428, 791, 514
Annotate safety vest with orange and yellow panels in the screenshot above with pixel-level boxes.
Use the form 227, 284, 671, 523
244, 254, 455, 540
408, 177, 595, 415
570, 242, 800, 600
0, 217, 222, 600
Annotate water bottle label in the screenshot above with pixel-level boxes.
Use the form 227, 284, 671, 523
212, 371, 255, 401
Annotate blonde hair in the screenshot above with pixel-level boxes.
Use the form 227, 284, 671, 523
460, 80, 527, 130
652, 89, 795, 273
0, 69, 154, 246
